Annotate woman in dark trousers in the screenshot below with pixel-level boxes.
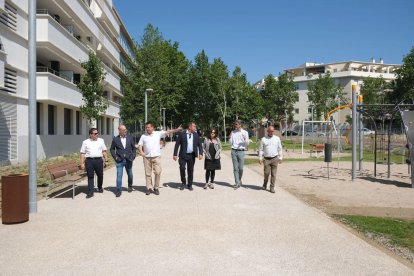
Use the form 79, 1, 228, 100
202, 128, 222, 189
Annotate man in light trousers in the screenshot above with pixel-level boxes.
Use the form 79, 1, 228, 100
229, 120, 249, 189
259, 125, 283, 193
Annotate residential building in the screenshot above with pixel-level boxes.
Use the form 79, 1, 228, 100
0, 0, 133, 164
255, 59, 400, 124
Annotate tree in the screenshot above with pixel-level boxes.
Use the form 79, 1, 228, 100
77, 51, 108, 126
188, 50, 213, 129
260, 73, 298, 122
210, 58, 230, 141
392, 46, 414, 102
121, 24, 189, 129
229, 66, 249, 121
307, 72, 345, 120
360, 76, 388, 104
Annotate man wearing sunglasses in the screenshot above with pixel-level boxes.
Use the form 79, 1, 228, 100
80, 128, 109, 198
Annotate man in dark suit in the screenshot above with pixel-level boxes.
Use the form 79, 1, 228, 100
173, 121, 203, 190
110, 124, 137, 197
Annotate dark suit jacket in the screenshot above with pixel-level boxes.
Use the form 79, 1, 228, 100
110, 134, 136, 162
174, 131, 203, 159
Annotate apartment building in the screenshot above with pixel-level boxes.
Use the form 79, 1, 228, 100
0, 0, 133, 164
255, 59, 400, 123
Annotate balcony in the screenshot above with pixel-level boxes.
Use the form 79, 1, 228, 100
36, 14, 89, 64
37, 71, 83, 107
102, 63, 121, 92
95, 0, 119, 37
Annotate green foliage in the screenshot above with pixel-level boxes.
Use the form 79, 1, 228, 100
121, 24, 189, 128
334, 215, 414, 252
392, 46, 414, 103
261, 73, 298, 122
360, 76, 389, 104
77, 51, 108, 122
307, 72, 346, 120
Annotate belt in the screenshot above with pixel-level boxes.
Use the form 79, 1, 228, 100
264, 156, 278, 160
86, 157, 102, 160
232, 149, 245, 151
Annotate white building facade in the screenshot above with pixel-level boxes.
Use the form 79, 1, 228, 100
0, 0, 133, 164
255, 59, 400, 124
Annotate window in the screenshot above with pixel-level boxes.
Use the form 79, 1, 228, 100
64, 108, 72, 135
36, 102, 43, 135
76, 111, 81, 135
308, 107, 312, 114
2, 66, 17, 93
48, 105, 56, 135
106, 118, 111, 135
0, 2, 18, 31
295, 109, 299, 114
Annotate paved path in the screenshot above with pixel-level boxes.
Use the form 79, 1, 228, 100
0, 143, 412, 275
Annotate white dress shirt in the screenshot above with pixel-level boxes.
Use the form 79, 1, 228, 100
230, 128, 249, 150
259, 135, 283, 161
120, 136, 126, 149
80, 138, 107, 157
186, 130, 194, 153
138, 131, 166, 157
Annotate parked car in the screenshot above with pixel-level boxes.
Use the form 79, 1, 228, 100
362, 128, 375, 135
282, 130, 299, 136
304, 130, 326, 137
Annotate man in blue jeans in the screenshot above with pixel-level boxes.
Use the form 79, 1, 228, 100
110, 124, 137, 197
229, 120, 249, 189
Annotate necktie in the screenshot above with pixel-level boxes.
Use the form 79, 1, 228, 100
189, 133, 192, 139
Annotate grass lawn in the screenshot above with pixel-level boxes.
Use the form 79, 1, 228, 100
333, 214, 414, 252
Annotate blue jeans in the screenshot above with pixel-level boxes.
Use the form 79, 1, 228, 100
231, 150, 245, 185
116, 159, 133, 192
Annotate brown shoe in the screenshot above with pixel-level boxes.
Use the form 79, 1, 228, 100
270, 187, 275, 193
262, 184, 267, 190
146, 189, 153, 195
154, 189, 160, 195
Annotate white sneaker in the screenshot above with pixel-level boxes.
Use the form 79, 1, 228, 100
204, 183, 209, 189
209, 182, 214, 189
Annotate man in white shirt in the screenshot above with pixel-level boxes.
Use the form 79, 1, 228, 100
258, 125, 283, 193
138, 122, 182, 195
229, 120, 249, 189
80, 128, 109, 198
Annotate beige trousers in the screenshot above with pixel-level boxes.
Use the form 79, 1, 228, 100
143, 156, 162, 190
263, 157, 279, 188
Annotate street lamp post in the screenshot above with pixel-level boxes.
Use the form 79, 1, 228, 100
145, 88, 153, 123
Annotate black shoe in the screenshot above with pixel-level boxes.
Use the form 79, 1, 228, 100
98, 188, 104, 193
86, 192, 94, 198
116, 191, 122, 197
180, 184, 185, 191
188, 186, 193, 191
270, 187, 275, 193
146, 189, 153, 195
262, 184, 267, 190
154, 189, 160, 195
128, 186, 133, 193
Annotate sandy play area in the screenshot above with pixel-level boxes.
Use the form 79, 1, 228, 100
246, 149, 414, 220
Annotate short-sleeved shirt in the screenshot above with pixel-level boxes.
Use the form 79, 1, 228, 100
138, 131, 166, 157
80, 138, 107, 158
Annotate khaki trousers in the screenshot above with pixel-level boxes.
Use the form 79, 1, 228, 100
143, 156, 162, 190
263, 157, 279, 188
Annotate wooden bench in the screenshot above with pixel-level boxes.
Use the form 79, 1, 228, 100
46, 160, 86, 199
310, 143, 325, 158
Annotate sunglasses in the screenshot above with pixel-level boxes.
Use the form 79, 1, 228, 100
92, 132, 99, 135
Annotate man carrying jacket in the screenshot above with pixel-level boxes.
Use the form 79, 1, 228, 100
110, 124, 137, 197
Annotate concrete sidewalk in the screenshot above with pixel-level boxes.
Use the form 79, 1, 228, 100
0, 143, 412, 275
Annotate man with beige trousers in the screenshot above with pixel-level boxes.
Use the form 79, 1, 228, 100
138, 122, 182, 195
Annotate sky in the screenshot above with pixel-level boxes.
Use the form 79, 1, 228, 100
113, 0, 414, 84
